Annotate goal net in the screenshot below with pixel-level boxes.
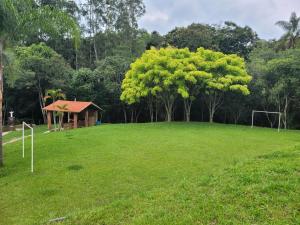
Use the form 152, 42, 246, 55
251, 110, 282, 132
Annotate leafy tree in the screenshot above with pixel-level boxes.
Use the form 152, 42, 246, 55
165, 23, 218, 51
70, 68, 98, 101
276, 12, 300, 49
121, 47, 251, 122
121, 47, 192, 122
146, 31, 165, 49
114, 0, 146, 56
176, 53, 212, 122
0, 0, 79, 166
95, 56, 132, 122
13, 43, 71, 123
217, 21, 258, 59
194, 48, 252, 122
248, 44, 300, 128
81, 0, 145, 64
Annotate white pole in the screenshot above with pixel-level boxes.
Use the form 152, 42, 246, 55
22, 122, 25, 158
31, 128, 34, 173
251, 110, 254, 128
278, 113, 281, 132
22, 122, 34, 172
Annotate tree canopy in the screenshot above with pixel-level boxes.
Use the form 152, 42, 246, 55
121, 47, 251, 122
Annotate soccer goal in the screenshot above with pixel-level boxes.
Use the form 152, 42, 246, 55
22, 122, 34, 172
251, 110, 281, 132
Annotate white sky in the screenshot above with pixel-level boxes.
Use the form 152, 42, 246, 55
138, 0, 300, 40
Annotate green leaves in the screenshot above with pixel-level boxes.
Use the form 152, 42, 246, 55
121, 47, 252, 105
1, 0, 80, 49
14, 43, 71, 91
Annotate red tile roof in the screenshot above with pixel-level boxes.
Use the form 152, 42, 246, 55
43, 100, 102, 113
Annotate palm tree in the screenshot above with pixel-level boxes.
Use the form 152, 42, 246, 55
0, 0, 80, 166
44, 89, 66, 131
276, 12, 300, 49
56, 104, 69, 131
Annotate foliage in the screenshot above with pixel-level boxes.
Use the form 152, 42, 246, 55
12, 43, 71, 122
165, 23, 219, 51
0, 0, 80, 47
248, 44, 300, 128
44, 89, 66, 131
14, 43, 71, 91
217, 21, 258, 59
121, 47, 251, 122
276, 12, 300, 49
165, 22, 258, 59
69, 68, 100, 102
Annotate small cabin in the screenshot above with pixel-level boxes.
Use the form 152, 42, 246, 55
43, 100, 102, 130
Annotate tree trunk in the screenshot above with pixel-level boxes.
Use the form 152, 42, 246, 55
163, 97, 174, 122
75, 49, 78, 70
135, 108, 141, 123
208, 95, 215, 123
122, 106, 127, 123
0, 39, 4, 166
183, 99, 192, 122
148, 97, 154, 123
130, 107, 134, 123
283, 96, 288, 129
38, 90, 47, 123
155, 99, 159, 122
207, 92, 223, 123
209, 112, 214, 123
93, 37, 98, 62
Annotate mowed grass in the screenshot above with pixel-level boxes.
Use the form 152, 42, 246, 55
3, 125, 48, 144
0, 122, 299, 225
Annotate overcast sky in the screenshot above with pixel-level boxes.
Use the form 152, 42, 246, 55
138, 0, 300, 40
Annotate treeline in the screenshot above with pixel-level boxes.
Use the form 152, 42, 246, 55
4, 1, 300, 129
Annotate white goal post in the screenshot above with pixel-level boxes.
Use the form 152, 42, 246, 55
251, 110, 281, 132
22, 122, 34, 172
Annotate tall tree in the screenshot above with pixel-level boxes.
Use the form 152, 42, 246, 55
276, 12, 300, 49
217, 21, 258, 59
13, 43, 71, 123
194, 48, 252, 122
121, 47, 192, 122
0, 0, 79, 167
165, 23, 218, 51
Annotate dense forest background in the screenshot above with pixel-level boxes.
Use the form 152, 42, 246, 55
4, 0, 300, 129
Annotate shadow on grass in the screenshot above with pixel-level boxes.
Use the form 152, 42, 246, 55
67, 165, 83, 171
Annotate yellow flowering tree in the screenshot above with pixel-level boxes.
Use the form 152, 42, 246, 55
195, 48, 252, 122
121, 47, 252, 122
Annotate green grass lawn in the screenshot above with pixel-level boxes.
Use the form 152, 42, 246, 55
0, 122, 299, 225
3, 125, 48, 144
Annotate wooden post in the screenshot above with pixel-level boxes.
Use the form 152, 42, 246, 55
47, 111, 52, 130
95, 111, 98, 122
74, 113, 78, 129
85, 110, 89, 127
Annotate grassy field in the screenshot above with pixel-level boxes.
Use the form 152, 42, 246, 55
0, 122, 299, 225
3, 125, 48, 144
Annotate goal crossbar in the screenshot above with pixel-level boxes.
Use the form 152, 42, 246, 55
22, 122, 34, 172
251, 110, 281, 132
